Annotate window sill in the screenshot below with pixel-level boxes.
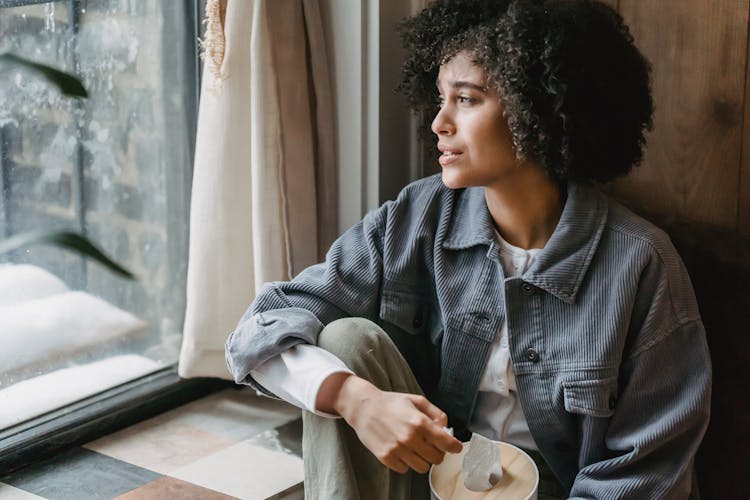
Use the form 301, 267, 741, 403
0, 367, 229, 475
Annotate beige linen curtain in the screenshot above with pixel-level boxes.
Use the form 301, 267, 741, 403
178, 0, 337, 379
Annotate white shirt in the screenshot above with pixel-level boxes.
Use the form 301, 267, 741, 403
469, 233, 540, 449
251, 232, 540, 448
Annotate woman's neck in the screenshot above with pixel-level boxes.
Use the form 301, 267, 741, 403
484, 164, 565, 250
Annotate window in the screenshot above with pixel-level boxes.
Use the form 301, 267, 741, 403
0, 0, 199, 435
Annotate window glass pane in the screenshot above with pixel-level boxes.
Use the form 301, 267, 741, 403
0, 0, 196, 429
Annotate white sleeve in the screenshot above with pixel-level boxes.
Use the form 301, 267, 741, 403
250, 343, 354, 417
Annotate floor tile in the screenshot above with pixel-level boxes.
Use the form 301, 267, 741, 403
169, 441, 304, 500
153, 388, 301, 442
0, 483, 45, 499
114, 476, 238, 500
85, 387, 300, 470
1, 448, 160, 500
85, 421, 236, 474
246, 418, 303, 458
86, 388, 300, 474
268, 483, 304, 500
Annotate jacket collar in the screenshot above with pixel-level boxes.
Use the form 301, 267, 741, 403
442, 182, 608, 304
442, 186, 498, 250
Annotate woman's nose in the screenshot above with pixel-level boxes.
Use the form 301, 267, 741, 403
431, 107, 455, 136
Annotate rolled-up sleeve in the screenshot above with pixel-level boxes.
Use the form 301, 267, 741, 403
225, 307, 324, 388
225, 202, 390, 394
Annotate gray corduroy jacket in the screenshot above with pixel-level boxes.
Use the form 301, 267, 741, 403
226, 174, 711, 499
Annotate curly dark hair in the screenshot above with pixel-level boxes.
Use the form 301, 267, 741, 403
397, 0, 654, 183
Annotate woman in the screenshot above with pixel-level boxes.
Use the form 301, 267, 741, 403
226, 1, 711, 498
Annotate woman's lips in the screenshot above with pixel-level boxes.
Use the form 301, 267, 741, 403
438, 149, 462, 166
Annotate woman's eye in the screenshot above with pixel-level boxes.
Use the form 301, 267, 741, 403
436, 94, 476, 107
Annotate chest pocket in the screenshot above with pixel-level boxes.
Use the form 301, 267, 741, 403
379, 289, 430, 336
563, 376, 618, 418
379, 288, 440, 396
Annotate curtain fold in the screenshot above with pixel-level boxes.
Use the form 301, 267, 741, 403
178, 0, 336, 379
302, 0, 338, 260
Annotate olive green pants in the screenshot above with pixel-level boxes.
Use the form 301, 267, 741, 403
302, 318, 432, 500
301, 318, 565, 500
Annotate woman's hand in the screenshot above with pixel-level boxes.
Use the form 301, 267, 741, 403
318, 373, 463, 474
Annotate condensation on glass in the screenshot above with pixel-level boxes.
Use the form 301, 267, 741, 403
0, 0, 196, 429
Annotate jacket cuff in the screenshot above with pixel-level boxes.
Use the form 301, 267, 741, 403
225, 307, 324, 385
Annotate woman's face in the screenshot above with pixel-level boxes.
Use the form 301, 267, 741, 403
432, 51, 519, 190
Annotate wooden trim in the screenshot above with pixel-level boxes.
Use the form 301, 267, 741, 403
739, 1, 750, 237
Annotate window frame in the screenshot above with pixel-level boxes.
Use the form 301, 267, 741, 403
0, 0, 219, 475
0, 1, 57, 7
0, 369, 230, 474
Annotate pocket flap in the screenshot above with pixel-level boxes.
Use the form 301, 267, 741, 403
379, 290, 428, 336
563, 377, 617, 418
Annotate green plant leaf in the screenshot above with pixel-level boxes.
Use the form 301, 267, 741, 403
0, 230, 135, 279
0, 53, 87, 98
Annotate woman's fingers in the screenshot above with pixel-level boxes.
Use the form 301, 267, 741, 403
421, 419, 464, 454
344, 388, 462, 474
377, 433, 435, 473
408, 394, 448, 425
410, 435, 447, 465
380, 432, 436, 474
398, 449, 432, 474
391, 405, 459, 470
407, 395, 464, 454
383, 456, 410, 474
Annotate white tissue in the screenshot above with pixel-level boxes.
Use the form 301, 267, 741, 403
462, 433, 503, 491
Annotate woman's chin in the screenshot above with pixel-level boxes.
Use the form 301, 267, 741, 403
441, 170, 468, 189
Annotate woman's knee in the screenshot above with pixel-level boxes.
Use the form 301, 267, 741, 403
317, 317, 388, 366
317, 317, 423, 398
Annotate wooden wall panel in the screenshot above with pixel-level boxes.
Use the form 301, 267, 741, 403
610, 0, 749, 230
605, 4, 750, 496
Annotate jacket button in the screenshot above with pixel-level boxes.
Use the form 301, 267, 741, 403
412, 313, 424, 329
521, 282, 536, 295
525, 347, 540, 362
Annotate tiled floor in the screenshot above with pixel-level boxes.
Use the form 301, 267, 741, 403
0, 388, 305, 500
